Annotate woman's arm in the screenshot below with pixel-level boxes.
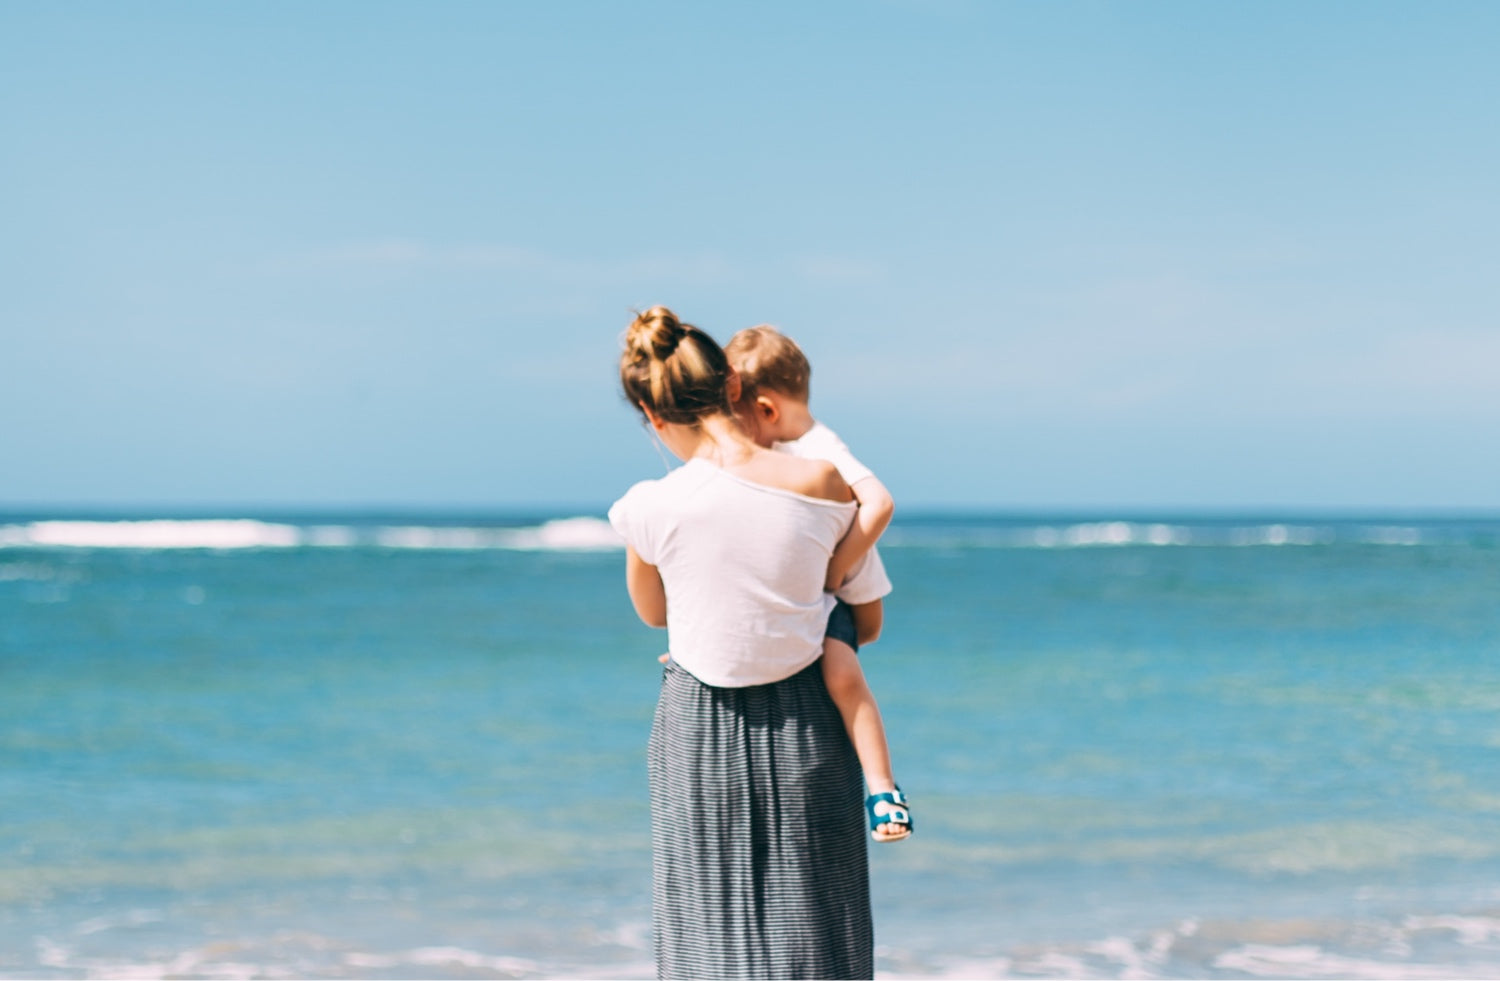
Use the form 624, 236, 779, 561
625, 546, 667, 628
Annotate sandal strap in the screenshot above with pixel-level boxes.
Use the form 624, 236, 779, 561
865, 788, 914, 832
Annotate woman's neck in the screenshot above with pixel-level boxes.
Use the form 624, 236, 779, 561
666, 413, 758, 468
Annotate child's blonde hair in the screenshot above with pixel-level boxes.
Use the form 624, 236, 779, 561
724, 325, 811, 402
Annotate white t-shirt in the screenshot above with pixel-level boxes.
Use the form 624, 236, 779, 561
609, 458, 891, 688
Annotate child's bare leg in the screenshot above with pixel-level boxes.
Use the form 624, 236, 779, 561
821, 637, 896, 794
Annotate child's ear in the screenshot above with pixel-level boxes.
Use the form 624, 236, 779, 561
755, 395, 779, 423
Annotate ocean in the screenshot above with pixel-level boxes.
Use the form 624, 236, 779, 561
2, 511, 1498, 979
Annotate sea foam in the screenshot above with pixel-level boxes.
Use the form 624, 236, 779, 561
0, 516, 625, 552
1, 520, 302, 549
0, 515, 1461, 552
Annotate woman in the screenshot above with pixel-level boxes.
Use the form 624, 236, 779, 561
608, 306, 886, 979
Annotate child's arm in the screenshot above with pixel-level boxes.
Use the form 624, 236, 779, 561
850, 598, 883, 646
625, 546, 667, 628
825, 476, 895, 592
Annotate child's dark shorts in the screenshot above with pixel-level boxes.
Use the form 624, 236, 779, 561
825, 598, 859, 653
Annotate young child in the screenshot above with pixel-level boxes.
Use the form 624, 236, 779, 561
724, 325, 912, 842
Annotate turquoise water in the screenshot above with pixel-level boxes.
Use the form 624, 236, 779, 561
3, 513, 1499, 978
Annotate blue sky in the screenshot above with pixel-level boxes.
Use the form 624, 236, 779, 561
4, 1, 1497, 511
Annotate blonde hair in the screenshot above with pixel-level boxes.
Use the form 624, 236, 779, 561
724, 324, 810, 402
620, 306, 733, 425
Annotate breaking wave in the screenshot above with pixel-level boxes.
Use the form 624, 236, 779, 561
1, 515, 1490, 552
0, 517, 625, 552
882, 519, 1495, 549
24, 911, 1500, 979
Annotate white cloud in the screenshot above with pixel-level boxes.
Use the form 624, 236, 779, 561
1343, 327, 1500, 412
282, 240, 891, 297
821, 313, 1500, 427
285, 238, 739, 287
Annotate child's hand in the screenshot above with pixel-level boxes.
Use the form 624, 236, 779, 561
658, 652, 670, 664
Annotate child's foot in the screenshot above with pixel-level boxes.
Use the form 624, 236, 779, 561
865, 787, 912, 842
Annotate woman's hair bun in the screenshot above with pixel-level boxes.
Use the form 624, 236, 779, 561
627, 305, 686, 361
619, 305, 732, 425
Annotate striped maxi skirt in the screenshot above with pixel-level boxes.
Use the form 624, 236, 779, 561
648, 658, 873, 980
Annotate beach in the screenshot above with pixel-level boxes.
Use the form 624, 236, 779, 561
3, 512, 1499, 979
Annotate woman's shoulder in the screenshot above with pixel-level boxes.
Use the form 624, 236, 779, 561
610, 464, 724, 546
614, 462, 716, 507
732, 451, 851, 504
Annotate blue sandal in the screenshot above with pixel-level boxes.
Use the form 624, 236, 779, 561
866, 787, 913, 842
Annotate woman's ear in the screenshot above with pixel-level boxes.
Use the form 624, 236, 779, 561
725, 369, 743, 405
640, 404, 668, 433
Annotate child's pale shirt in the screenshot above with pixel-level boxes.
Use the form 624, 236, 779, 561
773, 420, 874, 487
